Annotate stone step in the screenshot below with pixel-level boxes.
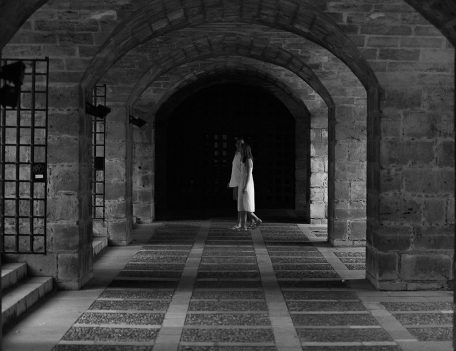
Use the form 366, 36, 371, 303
2, 276, 53, 329
2, 263, 28, 291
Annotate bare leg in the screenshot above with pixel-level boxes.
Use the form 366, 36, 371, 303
241, 211, 248, 230
250, 212, 262, 226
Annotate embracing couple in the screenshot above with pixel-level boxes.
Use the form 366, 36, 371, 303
228, 138, 262, 231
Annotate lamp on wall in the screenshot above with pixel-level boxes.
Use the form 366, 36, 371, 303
129, 115, 147, 128
0, 61, 26, 86
0, 61, 26, 108
86, 102, 111, 118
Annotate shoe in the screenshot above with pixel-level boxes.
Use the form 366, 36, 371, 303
231, 225, 241, 230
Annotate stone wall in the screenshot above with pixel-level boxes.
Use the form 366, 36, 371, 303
322, 0, 455, 288
0, 0, 453, 290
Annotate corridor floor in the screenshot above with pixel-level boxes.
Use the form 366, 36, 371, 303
3, 221, 453, 351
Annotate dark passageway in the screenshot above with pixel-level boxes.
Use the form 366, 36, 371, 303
155, 82, 296, 219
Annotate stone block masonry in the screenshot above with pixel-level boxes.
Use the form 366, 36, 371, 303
0, 0, 453, 292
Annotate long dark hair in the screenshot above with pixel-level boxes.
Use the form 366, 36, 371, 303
241, 143, 253, 163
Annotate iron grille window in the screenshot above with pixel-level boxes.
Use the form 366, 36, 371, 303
92, 84, 106, 221
1, 58, 49, 254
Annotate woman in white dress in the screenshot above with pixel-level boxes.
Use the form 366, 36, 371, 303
238, 143, 262, 230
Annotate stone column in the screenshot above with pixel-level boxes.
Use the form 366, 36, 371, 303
295, 111, 310, 220
132, 110, 155, 223
105, 105, 133, 245
330, 103, 367, 246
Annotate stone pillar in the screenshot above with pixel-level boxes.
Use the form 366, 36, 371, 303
330, 103, 367, 246
105, 105, 133, 245
310, 108, 329, 224
295, 111, 310, 221
132, 110, 155, 223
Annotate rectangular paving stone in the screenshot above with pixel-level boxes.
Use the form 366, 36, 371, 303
276, 270, 339, 279
334, 252, 365, 258
136, 250, 190, 256
181, 328, 274, 342
407, 327, 453, 341
303, 347, 401, 351
201, 257, 257, 264
297, 327, 392, 342
192, 290, 265, 300
338, 257, 366, 263
178, 347, 277, 351
77, 312, 165, 325
110, 279, 178, 289
197, 272, 260, 279
53, 346, 154, 351
90, 300, 170, 311
393, 312, 453, 325
118, 271, 182, 278
194, 281, 262, 288
133, 252, 189, 257
62, 326, 159, 342
291, 313, 378, 326
198, 264, 258, 271
185, 313, 271, 326
345, 264, 366, 270
125, 263, 185, 271
189, 301, 268, 312
130, 256, 187, 263
206, 241, 253, 245
273, 263, 334, 270
287, 301, 366, 312
381, 302, 453, 311
283, 291, 358, 300
271, 257, 328, 264
203, 246, 255, 255
203, 252, 255, 257
265, 241, 311, 245
100, 289, 174, 300
141, 245, 192, 250
279, 280, 347, 288
266, 246, 318, 251
148, 240, 195, 245
267, 251, 323, 257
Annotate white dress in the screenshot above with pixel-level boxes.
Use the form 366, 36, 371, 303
237, 159, 255, 212
228, 152, 242, 187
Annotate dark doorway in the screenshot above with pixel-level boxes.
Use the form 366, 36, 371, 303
155, 82, 295, 219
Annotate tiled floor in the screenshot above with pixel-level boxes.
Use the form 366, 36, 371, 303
3, 220, 453, 351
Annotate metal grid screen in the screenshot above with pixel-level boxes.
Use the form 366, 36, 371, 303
1, 58, 49, 254
92, 84, 106, 221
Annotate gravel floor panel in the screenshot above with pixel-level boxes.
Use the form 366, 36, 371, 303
77, 312, 165, 325
62, 326, 159, 342
189, 301, 268, 311
192, 290, 265, 300
291, 313, 378, 326
393, 312, 453, 325
90, 300, 170, 311
287, 301, 366, 312
381, 302, 453, 311
407, 327, 453, 341
181, 328, 275, 342
297, 328, 392, 342
185, 313, 271, 326
100, 289, 174, 300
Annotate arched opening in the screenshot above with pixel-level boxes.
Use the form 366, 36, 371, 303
155, 81, 299, 220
